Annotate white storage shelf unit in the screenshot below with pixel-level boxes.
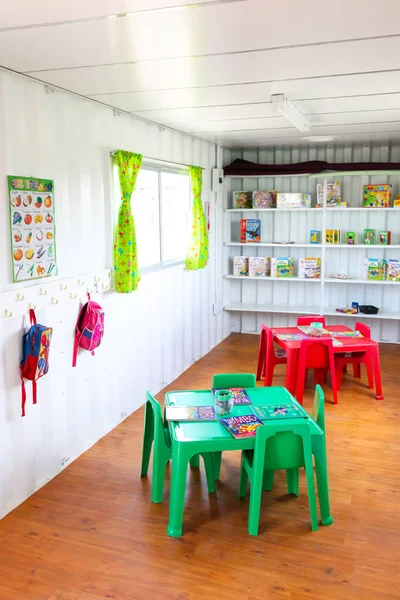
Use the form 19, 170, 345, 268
224, 168, 400, 342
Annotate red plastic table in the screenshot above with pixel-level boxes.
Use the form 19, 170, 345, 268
271, 325, 383, 400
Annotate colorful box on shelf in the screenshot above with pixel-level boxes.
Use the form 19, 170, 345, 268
276, 192, 312, 208
326, 229, 340, 244
298, 257, 321, 279
387, 259, 400, 282
271, 257, 294, 278
248, 257, 271, 277
240, 219, 261, 243
316, 181, 341, 206
346, 232, 356, 245
336, 307, 358, 314
233, 256, 249, 276
232, 191, 252, 209
378, 231, 391, 245
364, 258, 388, 281
362, 184, 392, 208
310, 230, 320, 244
364, 229, 375, 245
252, 190, 276, 209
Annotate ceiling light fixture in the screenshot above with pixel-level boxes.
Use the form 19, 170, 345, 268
303, 135, 337, 142
270, 94, 310, 133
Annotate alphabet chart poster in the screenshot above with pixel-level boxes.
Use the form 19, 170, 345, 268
8, 175, 57, 282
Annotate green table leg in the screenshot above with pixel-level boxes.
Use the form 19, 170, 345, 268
312, 436, 333, 526
167, 442, 189, 537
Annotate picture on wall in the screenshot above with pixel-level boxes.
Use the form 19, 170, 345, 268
8, 175, 57, 282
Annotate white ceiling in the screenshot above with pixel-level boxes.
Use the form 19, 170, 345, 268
2, 0, 400, 149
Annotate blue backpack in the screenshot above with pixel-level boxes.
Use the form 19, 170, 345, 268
20, 309, 53, 417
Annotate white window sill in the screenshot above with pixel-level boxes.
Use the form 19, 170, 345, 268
140, 259, 185, 275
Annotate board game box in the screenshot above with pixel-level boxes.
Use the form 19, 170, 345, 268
232, 191, 252, 209
233, 256, 249, 276
271, 257, 294, 278
248, 256, 271, 277
252, 190, 277, 209
363, 184, 392, 208
298, 257, 321, 279
276, 192, 312, 208
317, 181, 341, 206
240, 219, 261, 243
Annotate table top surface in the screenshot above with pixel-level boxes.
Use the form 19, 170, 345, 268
271, 324, 378, 351
165, 386, 322, 445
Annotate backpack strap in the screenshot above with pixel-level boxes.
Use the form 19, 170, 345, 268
32, 380, 37, 405
20, 368, 27, 417
72, 331, 80, 367
29, 308, 37, 326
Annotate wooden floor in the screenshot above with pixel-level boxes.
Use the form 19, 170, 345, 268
0, 334, 399, 600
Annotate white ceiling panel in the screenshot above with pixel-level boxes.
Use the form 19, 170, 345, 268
2, 0, 400, 148
0, 0, 221, 29
25, 36, 400, 96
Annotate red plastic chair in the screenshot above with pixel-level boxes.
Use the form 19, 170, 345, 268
296, 338, 338, 405
256, 325, 287, 386
297, 315, 326, 327
335, 322, 374, 390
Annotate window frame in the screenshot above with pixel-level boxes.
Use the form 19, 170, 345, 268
113, 159, 191, 273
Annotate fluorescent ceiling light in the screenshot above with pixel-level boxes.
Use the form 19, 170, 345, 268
303, 135, 337, 142
270, 94, 310, 133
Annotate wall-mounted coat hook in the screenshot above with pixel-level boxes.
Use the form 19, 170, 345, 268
39, 288, 47, 296
3, 309, 12, 318
16, 293, 24, 301
94, 275, 100, 283
86, 288, 93, 295
69, 293, 77, 300
78, 279, 84, 286
102, 283, 108, 291
60, 283, 67, 291
28, 303, 36, 310
51, 297, 58, 305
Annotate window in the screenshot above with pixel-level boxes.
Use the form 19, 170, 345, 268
113, 162, 191, 269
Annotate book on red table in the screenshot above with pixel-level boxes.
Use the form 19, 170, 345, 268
165, 405, 216, 422
219, 414, 263, 439
212, 387, 252, 405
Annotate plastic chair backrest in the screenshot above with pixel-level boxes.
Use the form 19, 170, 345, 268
253, 421, 311, 471
311, 384, 325, 433
146, 391, 170, 451
299, 338, 333, 368
297, 315, 326, 326
261, 324, 275, 356
355, 322, 371, 338
212, 373, 257, 389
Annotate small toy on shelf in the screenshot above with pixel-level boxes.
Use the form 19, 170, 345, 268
316, 181, 341, 206
335, 307, 358, 314
378, 231, 391, 245
326, 229, 340, 244
364, 229, 375, 245
352, 302, 359, 313
362, 184, 392, 208
252, 190, 276, 209
387, 259, 400, 281
364, 258, 387, 281
276, 192, 312, 208
271, 257, 294, 278
346, 232, 356, 245
233, 256, 249, 276
329, 273, 349, 279
232, 191, 252, 209
310, 230, 320, 244
298, 257, 321, 279
248, 257, 271, 277
394, 195, 400, 207
240, 219, 261, 243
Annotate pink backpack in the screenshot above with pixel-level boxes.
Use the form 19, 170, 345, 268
72, 294, 104, 367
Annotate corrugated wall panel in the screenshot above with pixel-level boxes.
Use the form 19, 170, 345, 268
224, 144, 400, 343
0, 70, 230, 518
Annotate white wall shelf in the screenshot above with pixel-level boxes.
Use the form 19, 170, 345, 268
225, 275, 321, 282
325, 277, 400, 285
325, 244, 400, 249
225, 242, 320, 248
324, 309, 400, 320
225, 303, 400, 321
226, 207, 318, 213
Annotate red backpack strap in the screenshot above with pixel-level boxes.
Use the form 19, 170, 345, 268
21, 370, 27, 417
29, 308, 37, 325
72, 332, 80, 367
32, 380, 37, 405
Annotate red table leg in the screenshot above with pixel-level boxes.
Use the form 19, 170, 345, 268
371, 345, 384, 400
285, 348, 298, 396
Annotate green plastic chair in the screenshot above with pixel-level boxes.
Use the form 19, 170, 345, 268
262, 384, 326, 496
141, 391, 216, 503
238, 420, 318, 535
211, 373, 257, 479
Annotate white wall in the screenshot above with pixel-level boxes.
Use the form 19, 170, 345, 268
0, 69, 230, 518
224, 145, 400, 343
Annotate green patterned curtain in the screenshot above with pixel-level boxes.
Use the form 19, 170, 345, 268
114, 150, 142, 293
185, 165, 209, 270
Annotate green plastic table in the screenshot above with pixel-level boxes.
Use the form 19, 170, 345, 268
165, 386, 332, 537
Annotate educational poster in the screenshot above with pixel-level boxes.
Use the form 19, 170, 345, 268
8, 175, 57, 282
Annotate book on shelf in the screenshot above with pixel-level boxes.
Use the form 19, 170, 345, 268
219, 414, 263, 439
212, 388, 252, 405
252, 404, 308, 420
240, 219, 261, 243
165, 405, 216, 422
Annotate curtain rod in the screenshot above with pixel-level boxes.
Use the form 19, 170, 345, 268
109, 149, 205, 169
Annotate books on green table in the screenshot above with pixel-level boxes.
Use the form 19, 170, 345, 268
219, 414, 263, 439
212, 387, 252, 405
252, 404, 308, 420
165, 405, 216, 422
